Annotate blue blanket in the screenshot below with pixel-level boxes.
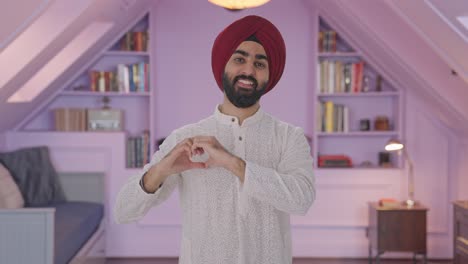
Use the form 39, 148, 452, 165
52, 201, 104, 264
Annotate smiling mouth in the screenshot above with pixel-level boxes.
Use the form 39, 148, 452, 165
238, 79, 254, 88
234, 76, 257, 90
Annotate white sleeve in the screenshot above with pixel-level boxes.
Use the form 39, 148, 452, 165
113, 132, 181, 224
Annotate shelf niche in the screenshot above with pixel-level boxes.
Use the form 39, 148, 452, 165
314, 17, 402, 169
21, 13, 152, 169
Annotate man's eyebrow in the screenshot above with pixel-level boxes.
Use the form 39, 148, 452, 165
234, 50, 249, 57
256, 54, 268, 61
234, 49, 268, 61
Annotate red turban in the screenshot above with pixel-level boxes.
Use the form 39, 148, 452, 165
211, 15, 286, 94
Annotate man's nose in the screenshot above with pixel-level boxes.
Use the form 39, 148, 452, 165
240, 63, 256, 77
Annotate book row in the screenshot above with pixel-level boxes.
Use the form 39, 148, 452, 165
89, 62, 150, 93
118, 31, 149, 52
316, 101, 349, 133
317, 60, 365, 94
318, 30, 337, 52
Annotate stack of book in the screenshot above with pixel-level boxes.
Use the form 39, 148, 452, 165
126, 130, 150, 168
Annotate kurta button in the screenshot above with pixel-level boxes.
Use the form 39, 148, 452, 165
231, 118, 235, 122
239, 136, 242, 141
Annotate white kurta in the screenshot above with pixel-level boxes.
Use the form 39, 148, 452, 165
114, 105, 315, 264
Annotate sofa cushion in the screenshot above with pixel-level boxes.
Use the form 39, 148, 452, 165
0, 162, 24, 208
0, 146, 67, 206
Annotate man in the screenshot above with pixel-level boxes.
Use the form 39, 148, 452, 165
114, 15, 315, 264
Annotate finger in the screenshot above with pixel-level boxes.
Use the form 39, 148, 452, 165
166, 139, 191, 157
192, 138, 215, 148
191, 141, 213, 153
179, 138, 194, 148
190, 140, 213, 154
173, 141, 196, 157
182, 142, 196, 156
168, 144, 192, 161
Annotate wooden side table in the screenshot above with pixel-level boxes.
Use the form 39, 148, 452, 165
367, 202, 428, 264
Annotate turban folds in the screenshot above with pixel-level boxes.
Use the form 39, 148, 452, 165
211, 15, 286, 94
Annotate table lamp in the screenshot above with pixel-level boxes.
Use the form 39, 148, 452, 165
385, 139, 415, 207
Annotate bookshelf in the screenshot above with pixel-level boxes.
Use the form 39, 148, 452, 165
20, 13, 153, 169
314, 17, 402, 169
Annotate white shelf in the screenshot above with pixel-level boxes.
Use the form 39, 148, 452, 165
315, 166, 401, 171
60, 91, 150, 97
103, 51, 149, 56
318, 52, 361, 57
317, 92, 399, 97
317, 131, 399, 137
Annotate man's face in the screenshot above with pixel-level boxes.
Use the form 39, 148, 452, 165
223, 41, 269, 108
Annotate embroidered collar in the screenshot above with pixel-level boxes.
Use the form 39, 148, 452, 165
214, 104, 264, 127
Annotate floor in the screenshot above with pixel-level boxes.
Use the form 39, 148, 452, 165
106, 258, 453, 264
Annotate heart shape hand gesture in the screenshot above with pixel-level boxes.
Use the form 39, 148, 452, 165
144, 136, 245, 192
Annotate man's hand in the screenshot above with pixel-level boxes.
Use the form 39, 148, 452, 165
191, 136, 246, 182
191, 136, 232, 168
145, 136, 246, 193
157, 138, 206, 178
144, 138, 205, 193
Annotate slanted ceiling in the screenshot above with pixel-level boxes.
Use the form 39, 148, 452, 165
0, 0, 468, 135
0, 0, 52, 51
0, 0, 153, 132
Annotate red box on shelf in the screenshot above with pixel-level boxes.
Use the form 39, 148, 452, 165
318, 155, 353, 168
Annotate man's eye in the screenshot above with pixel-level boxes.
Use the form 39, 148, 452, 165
255, 62, 266, 69
234, 57, 245, 63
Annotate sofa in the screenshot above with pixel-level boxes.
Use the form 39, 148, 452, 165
0, 146, 105, 264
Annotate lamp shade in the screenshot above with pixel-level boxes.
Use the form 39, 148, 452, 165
385, 139, 404, 152
208, 0, 270, 10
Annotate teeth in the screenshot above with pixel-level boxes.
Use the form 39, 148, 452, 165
238, 79, 253, 85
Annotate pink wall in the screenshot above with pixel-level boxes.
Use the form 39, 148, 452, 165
152, 0, 313, 139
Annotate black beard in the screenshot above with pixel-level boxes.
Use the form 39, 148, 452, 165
223, 73, 267, 108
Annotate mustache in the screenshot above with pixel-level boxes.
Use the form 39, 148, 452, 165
233, 75, 258, 88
